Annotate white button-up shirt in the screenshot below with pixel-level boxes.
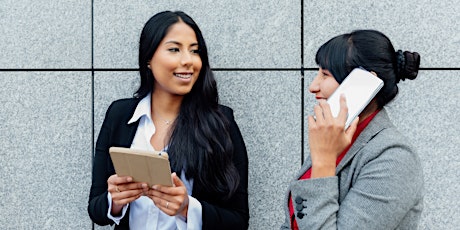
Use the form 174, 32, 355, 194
107, 93, 202, 229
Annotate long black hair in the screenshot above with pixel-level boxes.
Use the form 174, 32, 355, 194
134, 11, 239, 198
315, 29, 421, 108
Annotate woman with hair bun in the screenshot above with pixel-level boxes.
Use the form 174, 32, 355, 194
281, 30, 423, 230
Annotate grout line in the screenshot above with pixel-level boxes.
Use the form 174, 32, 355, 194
91, 0, 95, 229
300, 0, 305, 166
0, 68, 301, 72
0, 67, 458, 72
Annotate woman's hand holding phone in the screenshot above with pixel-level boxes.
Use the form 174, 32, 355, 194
308, 95, 359, 178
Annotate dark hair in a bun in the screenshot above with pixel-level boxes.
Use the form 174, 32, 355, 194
315, 29, 421, 108
395, 50, 420, 82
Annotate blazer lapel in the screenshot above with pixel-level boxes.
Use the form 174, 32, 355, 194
336, 109, 393, 172
112, 98, 142, 148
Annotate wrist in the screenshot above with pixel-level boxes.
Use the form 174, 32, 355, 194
111, 205, 123, 216
310, 163, 336, 178
180, 205, 188, 218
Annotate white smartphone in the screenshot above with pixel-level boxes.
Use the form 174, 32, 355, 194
326, 68, 384, 129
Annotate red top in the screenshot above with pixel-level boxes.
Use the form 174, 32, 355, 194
289, 110, 379, 230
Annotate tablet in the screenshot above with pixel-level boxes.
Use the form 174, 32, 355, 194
109, 147, 173, 187
326, 68, 384, 129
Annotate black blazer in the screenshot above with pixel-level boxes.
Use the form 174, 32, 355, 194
88, 98, 249, 229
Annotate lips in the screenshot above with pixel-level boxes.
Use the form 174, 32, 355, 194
174, 73, 193, 79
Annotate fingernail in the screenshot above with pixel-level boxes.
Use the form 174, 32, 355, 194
127, 177, 132, 182
152, 185, 158, 190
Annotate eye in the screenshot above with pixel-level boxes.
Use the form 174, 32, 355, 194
191, 49, 200, 54
168, 48, 180, 52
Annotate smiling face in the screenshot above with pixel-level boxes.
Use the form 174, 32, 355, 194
149, 21, 202, 97
309, 68, 340, 101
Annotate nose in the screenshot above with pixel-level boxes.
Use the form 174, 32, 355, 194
309, 74, 320, 93
181, 51, 193, 66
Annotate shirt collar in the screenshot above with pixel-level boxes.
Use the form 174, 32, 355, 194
127, 93, 151, 124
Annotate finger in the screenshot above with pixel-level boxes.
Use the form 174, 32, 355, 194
319, 100, 334, 121
107, 174, 133, 185
345, 117, 359, 139
172, 173, 184, 187
148, 188, 170, 200
113, 192, 143, 206
148, 196, 168, 210
119, 182, 148, 193
152, 174, 183, 194
307, 115, 317, 130
337, 94, 349, 125
313, 104, 324, 124
149, 196, 175, 216
110, 181, 148, 196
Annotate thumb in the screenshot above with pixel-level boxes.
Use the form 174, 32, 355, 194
345, 117, 359, 139
172, 172, 184, 187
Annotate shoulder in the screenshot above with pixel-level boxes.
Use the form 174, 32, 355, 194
365, 122, 417, 159
353, 110, 422, 175
108, 98, 140, 112
359, 109, 417, 157
218, 104, 234, 115
104, 98, 141, 123
357, 125, 422, 180
218, 104, 235, 120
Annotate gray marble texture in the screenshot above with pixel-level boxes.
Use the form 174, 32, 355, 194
385, 71, 460, 229
215, 71, 302, 229
1, 0, 459, 229
0, 72, 93, 229
0, 1, 92, 69
302, 0, 460, 68
93, 0, 300, 69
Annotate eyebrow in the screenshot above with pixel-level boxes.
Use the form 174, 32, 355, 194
164, 41, 199, 47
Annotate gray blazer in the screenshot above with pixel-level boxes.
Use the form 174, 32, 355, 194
281, 109, 424, 230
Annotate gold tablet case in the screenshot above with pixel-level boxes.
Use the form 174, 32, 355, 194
109, 147, 173, 187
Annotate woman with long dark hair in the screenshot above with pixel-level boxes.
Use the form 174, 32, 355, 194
88, 11, 249, 229
281, 30, 423, 229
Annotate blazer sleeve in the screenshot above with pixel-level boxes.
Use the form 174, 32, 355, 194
289, 136, 423, 229
200, 106, 249, 230
88, 101, 116, 226
88, 101, 133, 229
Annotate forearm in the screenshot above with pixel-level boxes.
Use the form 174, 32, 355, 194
88, 190, 113, 226
290, 177, 339, 230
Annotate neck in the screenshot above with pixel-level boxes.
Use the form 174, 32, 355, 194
150, 91, 182, 122
358, 100, 379, 124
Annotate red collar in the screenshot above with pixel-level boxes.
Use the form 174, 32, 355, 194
336, 109, 380, 164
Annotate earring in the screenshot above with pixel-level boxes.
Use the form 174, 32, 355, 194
147, 64, 151, 69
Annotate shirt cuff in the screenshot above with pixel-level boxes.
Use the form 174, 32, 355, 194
176, 195, 202, 230
106, 192, 129, 225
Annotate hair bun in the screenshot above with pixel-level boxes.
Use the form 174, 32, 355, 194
396, 50, 420, 82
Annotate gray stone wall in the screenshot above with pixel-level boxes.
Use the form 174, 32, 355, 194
1, 1, 458, 229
